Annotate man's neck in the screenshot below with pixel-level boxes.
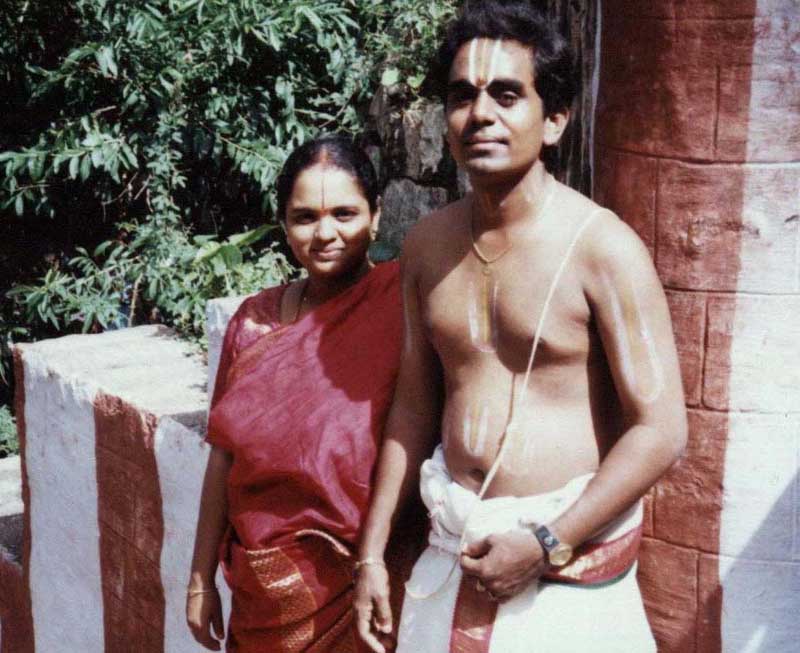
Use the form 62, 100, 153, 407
470, 161, 552, 230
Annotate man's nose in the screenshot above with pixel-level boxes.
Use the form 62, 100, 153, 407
469, 90, 495, 124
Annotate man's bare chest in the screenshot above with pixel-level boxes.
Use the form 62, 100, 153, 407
419, 257, 592, 368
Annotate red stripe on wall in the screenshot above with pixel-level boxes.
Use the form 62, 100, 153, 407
94, 393, 165, 652
0, 348, 35, 653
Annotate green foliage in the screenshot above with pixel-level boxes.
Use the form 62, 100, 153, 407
0, 0, 457, 397
0, 405, 18, 457
9, 222, 293, 345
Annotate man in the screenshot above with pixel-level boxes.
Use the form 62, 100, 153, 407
355, 2, 686, 652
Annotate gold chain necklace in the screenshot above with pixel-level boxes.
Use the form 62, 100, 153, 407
468, 180, 555, 349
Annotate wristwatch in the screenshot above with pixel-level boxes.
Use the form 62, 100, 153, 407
533, 524, 573, 567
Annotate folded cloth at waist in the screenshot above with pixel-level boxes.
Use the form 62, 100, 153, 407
420, 444, 643, 584
395, 446, 656, 653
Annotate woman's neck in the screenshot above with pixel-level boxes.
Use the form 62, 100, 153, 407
303, 259, 371, 306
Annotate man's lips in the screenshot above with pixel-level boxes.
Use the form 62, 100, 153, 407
463, 137, 506, 147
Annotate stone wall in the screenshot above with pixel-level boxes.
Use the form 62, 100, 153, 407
594, 1, 800, 651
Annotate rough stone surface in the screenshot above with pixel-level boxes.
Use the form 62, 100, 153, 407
664, 291, 706, 406
656, 162, 800, 292
717, 64, 800, 162
402, 104, 447, 182
654, 409, 727, 552
597, 59, 717, 160
609, 0, 796, 18
593, 148, 658, 254
637, 538, 699, 653
704, 295, 800, 411
718, 411, 799, 561
379, 179, 448, 250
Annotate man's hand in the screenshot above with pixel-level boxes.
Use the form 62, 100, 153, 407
460, 530, 547, 601
186, 586, 224, 650
354, 563, 394, 653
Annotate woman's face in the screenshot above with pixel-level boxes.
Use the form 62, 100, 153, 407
284, 163, 379, 280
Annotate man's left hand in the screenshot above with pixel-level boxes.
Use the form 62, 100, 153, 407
459, 530, 547, 601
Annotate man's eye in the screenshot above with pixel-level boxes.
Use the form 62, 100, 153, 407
291, 214, 315, 224
334, 209, 357, 220
447, 90, 473, 106
497, 93, 518, 107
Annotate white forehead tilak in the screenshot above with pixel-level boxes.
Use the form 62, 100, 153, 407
467, 38, 504, 87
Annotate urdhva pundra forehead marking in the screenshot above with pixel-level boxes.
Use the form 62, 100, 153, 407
468, 38, 504, 87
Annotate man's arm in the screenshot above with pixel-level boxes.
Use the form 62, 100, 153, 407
460, 214, 686, 599
355, 234, 443, 653
548, 214, 687, 550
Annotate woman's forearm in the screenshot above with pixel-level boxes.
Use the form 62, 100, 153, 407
190, 445, 233, 587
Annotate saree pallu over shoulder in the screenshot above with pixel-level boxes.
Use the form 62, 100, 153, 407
207, 262, 405, 652
208, 261, 403, 550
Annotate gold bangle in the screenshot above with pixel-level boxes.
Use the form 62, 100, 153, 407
353, 557, 386, 573
186, 587, 217, 597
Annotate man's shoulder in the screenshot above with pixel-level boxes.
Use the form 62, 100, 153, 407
403, 197, 467, 254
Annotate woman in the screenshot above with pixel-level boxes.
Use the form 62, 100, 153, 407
187, 135, 415, 652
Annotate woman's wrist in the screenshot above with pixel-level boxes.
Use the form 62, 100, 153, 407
188, 570, 217, 592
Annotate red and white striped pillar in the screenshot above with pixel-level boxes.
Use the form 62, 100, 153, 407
594, 1, 800, 650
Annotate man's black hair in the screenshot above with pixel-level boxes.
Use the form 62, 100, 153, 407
431, 0, 576, 116
276, 134, 379, 221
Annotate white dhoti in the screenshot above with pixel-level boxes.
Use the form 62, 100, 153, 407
396, 446, 656, 653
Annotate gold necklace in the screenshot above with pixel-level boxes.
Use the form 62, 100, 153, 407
469, 181, 555, 349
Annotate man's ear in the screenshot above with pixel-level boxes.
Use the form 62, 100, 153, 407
543, 109, 570, 147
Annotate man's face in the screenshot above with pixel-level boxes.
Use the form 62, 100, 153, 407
445, 38, 561, 181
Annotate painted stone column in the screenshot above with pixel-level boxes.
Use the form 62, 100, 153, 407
594, 1, 800, 651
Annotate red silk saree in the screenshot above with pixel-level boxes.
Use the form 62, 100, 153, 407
208, 262, 416, 652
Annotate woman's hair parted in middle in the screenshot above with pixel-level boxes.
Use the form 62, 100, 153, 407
276, 135, 380, 221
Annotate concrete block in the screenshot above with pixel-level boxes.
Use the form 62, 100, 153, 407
656, 162, 800, 293
664, 291, 706, 406
14, 326, 230, 652
593, 148, 657, 254
638, 538, 698, 653
718, 412, 799, 560
206, 295, 248, 403
0, 456, 22, 520
704, 295, 800, 411
654, 409, 727, 552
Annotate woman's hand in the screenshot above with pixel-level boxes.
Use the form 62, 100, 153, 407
354, 563, 393, 653
186, 586, 225, 651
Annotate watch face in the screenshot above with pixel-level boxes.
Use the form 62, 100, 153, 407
549, 543, 573, 566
